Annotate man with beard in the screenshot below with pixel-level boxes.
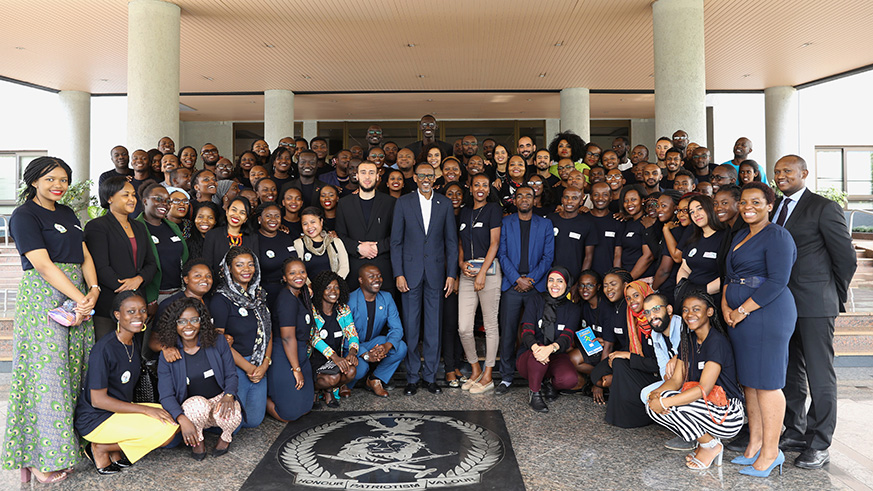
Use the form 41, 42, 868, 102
630, 145, 649, 167
495, 186, 554, 395
641, 163, 663, 195
709, 164, 738, 194
722, 137, 766, 183
661, 146, 683, 190
348, 264, 407, 397
671, 130, 689, 156
612, 137, 632, 171
453, 138, 464, 159
391, 163, 458, 395
395, 148, 417, 194
461, 135, 479, 166
588, 182, 623, 276
689, 146, 715, 183
549, 187, 597, 276
288, 150, 327, 208
383, 141, 399, 168
517, 136, 536, 172
200, 143, 220, 172
482, 138, 497, 162
534, 149, 560, 188
337, 161, 396, 292
639, 293, 691, 451
343, 159, 361, 196
321, 149, 352, 189
405, 115, 453, 159
99, 145, 131, 185
366, 124, 384, 151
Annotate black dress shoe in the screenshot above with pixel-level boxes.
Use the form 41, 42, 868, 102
529, 390, 549, 413
404, 382, 419, 396
213, 441, 231, 458
84, 443, 122, 475
725, 425, 750, 452
191, 449, 207, 461
494, 383, 510, 395
112, 457, 133, 468
779, 436, 808, 452
426, 382, 442, 394
541, 379, 559, 402
795, 448, 830, 469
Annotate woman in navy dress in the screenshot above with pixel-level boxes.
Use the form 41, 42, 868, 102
722, 182, 797, 477
266, 258, 315, 420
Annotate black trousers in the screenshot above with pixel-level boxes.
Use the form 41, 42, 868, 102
783, 316, 837, 451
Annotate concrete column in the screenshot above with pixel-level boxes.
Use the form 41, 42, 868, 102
265, 89, 295, 148
545, 118, 560, 143
55, 91, 91, 184
303, 120, 318, 143
560, 88, 590, 141
764, 86, 799, 177
127, 0, 180, 152
653, 0, 706, 146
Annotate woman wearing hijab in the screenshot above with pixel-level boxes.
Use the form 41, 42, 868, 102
517, 267, 582, 413
210, 246, 272, 428
604, 280, 663, 427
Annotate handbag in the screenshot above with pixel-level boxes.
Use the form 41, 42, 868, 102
681, 381, 729, 424
468, 258, 497, 276
133, 358, 160, 403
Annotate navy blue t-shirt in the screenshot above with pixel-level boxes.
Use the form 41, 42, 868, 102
459, 202, 502, 262
10, 200, 85, 270
258, 231, 298, 287
549, 213, 598, 276
211, 292, 261, 356
620, 219, 657, 277
146, 220, 184, 290
273, 287, 311, 348
588, 213, 623, 276
75, 334, 141, 436
684, 229, 726, 287
688, 328, 743, 401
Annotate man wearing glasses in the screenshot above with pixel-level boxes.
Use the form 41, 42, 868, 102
390, 163, 458, 396
689, 146, 715, 183
366, 124, 384, 151
709, 164, 738, 194
404, 115, 454, 160
200, 143, 220, 172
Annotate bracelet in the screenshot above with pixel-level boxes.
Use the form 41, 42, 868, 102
265, 356, 272, 366
90, 284, 101, 292
658, 396, 670, 413
292, 366, 302, 372
738, 306, 750, 317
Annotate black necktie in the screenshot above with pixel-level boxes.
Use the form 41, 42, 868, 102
776, 197, 792, 226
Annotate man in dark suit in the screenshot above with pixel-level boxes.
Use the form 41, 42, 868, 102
494, 186, 555, 395
348, 264, 407, 397
336, 161, 396, 291
774, 155, 856, 469
390, 162, 458, 395
287, 150, 328, 208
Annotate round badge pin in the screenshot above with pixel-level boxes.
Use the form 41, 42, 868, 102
121, 370, 131, 384
54, 223, 68, 233
305, 314, 311, 324
266, 250, 276, 258
304, 252, 312, 261
239, 307, 248, 317
320, 329, 328, 339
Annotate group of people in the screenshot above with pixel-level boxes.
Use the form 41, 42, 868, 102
2, 114, 857, 483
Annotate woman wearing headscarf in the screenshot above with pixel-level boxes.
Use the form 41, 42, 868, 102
603, 280, 663, 427
210, 246, 272, 428
517, 267, 582, 413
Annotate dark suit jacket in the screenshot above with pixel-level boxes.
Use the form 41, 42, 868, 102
498, 214, 555, 292
336, 192, 396, 285
390, 191, 459, 289
84, 213, 157, 317
777, 189, 856, 317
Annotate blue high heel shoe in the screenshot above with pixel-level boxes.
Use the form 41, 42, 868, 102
731, 449, 760, 466
739, 450, 785, 477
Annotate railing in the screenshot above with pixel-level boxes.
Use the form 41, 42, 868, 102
848, 209, 873, 233
0, 215, 8, 246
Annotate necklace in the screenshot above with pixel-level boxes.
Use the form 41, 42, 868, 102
119, 336, 134, 363
228, 233, 242, 247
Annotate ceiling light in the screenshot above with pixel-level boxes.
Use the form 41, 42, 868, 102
99, 78, 109, 82
526, 98, 532, 102
407, 43, 415, 48
264, 43, 275, 48
418, 74, 426, 78
14, 46, 25, 50
303, 75, 312, 79
742, 74, 751, 78
202, 75, 214, 81
538, 73, 546, 78
800, 42, 813, 48
554, 42, 563, 47
426, 99, 433, 102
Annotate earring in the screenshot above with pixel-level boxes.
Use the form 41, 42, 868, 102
116, 323, 121, 333
141, 322, 147, 332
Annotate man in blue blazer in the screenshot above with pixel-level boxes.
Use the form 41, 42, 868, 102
348, 264, 408, 397
495, 186, 555, 395
390, 162, 459, 395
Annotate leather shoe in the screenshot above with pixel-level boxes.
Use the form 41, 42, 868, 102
795, 448, 830, 469
494, 383, 511, 395
366, 378, 389, 397
426, 382, 442, 394
779, 436, 807, 453
541, 379, 559, 402
338, 384, 351, 398
529, 390, 549, 413
403, 382, 419, 396
725, 425, 749, 452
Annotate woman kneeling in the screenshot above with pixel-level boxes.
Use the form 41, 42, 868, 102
309, 271, 359, 408
646, 292, 744, 470
157, 297, 243, 459
75, 292, 179, 475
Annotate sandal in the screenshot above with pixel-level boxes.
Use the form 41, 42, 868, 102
686, 439, 723, 470
325, 390, 340, 408
21, 468, 68, 484
447, 378, 461, 388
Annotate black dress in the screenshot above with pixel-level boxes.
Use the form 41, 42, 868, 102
605, 317, 660, 428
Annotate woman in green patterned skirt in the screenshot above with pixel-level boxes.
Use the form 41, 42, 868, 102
2, 157, 99, 483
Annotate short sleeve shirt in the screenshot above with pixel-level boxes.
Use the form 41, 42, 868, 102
75, 334, 141, 436
688, 329, 744, 400
458, 202, 502, 262
684, 229, 726, 287
549, 213, 599, 275
211, 293, 260, 356
145, 220, 184, 290
10, 201, 84, 270
588, 213, 624, 276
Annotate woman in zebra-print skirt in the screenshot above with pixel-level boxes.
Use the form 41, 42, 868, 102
646, 292, 744, 470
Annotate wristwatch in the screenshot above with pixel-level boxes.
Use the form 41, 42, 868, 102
90, 284, 101, 292
738, 306, 750, 317
292, 366, 302, 372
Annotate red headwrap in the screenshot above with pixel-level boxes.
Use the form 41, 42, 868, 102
625, 280, 654, 356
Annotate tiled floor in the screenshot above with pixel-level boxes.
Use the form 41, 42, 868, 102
1, 368, 873, 490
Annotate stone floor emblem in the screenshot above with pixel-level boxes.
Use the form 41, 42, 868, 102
279, 412, 503, 489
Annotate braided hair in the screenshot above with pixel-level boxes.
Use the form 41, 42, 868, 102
678, 291, 728, 381
19, 157, 73, 202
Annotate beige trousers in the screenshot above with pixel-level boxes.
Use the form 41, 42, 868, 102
457, 262, 501, 367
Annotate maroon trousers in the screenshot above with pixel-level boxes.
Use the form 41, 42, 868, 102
516, 351, 577, 392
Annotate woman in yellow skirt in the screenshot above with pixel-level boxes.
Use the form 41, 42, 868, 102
75, 291, 179, 474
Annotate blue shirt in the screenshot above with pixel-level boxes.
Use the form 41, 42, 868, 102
652, 315, 683, 379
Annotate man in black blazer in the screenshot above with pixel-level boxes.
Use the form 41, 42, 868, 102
336, 161, 396, 291
390, 163, 459, 395
773, 155, 856, 469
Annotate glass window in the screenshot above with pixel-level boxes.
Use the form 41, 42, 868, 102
846, 150, 873, 196
815, 148, 843, 191
0, 154, 18, 202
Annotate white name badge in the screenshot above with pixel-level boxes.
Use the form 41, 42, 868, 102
459, 223, 467, 231
333, 330, 343, 338
558, 324, 566, 331
648, 338, 653, 346
473, 222, 484, 228
319, 329, 328, 339
604, 231, 616, 237
703, 251, 718, 259
152, 235, 160, 244
614, 327, 624, 334
304, 252, 312, 261
698, 361, 706, 370
170, 235, 182, 242
204, 369, 214, 378
239, 307, 248, 317
288, 246, 296, 253
569, 232, 581, 240
626, 232, 634, 237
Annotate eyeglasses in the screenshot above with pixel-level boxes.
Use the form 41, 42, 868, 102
677, 208, 689, 214
527, 181, 543, 186
673, 136, 689, 141
367, 130, 383, 135
462, 142, 477, 146
170, 199, 189, 206
579, 283, 597, 289
175, 316, 201, 326
369, 153, 385, 159
416, 173, 435, 180
150, 197, 169, 204
202, 149, 218, 154
586, 151, 601, 157
217, 163, 233, 170
642, 305, 665, 317
421, 123, 436, 129
278, 142, 293, 147
605, 175, 622, 181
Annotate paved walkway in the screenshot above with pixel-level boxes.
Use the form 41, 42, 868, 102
1, 367, 872, 490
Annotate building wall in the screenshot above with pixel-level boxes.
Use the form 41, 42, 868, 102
180, 121, 234, 161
